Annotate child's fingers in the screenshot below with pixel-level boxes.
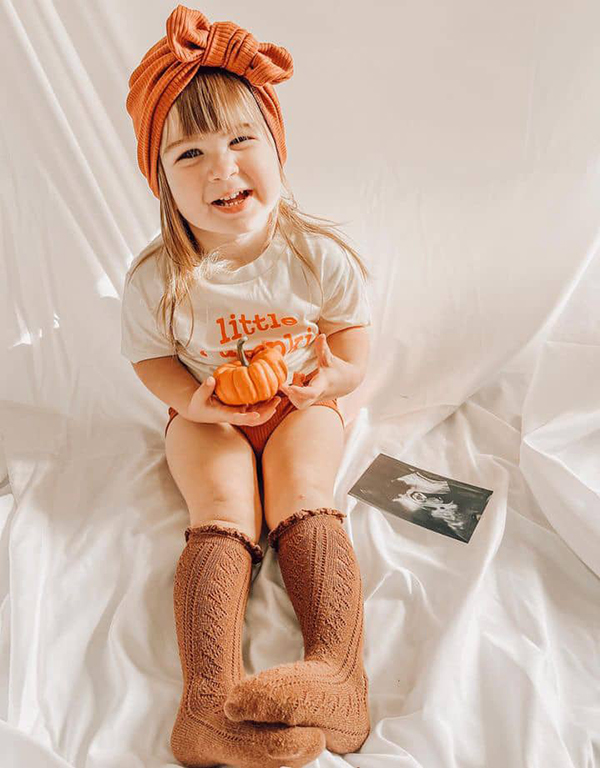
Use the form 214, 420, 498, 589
292, 386, 317, 400
281, 386, 303, 400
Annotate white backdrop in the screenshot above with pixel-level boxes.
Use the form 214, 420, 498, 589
1, 1, 599, 767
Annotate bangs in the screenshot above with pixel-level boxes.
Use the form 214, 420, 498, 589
160, 68, 275, 156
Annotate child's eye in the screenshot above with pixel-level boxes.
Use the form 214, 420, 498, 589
178, 136, 252, 161
179, 148, 201, 160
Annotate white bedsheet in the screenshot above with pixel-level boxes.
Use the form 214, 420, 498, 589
1, 2, 599, 767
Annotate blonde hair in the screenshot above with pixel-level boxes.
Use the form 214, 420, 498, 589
127, 67, 371, 351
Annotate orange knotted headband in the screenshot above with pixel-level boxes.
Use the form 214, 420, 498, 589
126, 4, 294, 198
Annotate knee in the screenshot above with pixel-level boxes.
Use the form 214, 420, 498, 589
268, 476, 334, 504
190, 498, 262, 544
199, 517, 262, 545
263, 483, 336, 532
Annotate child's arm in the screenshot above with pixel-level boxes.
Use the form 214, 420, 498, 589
132, 356, 200, 417
326, 326, 370, 390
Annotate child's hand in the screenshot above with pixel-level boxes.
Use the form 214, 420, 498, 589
280, 334, 343, 410
184, 377, 281, 426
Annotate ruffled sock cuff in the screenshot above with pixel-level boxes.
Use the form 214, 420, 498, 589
185, 524, 264, 564
267, 507, 346, 551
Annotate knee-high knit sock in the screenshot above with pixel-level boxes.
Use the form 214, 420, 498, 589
169, 523, 326, 768
223, 508, 370, 755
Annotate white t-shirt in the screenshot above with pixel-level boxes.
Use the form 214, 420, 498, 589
120, 227, 371, 387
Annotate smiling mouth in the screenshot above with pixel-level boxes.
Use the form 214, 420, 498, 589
211, 189, 253, 206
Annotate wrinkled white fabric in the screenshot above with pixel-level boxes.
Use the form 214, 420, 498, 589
1, 1, 599, 767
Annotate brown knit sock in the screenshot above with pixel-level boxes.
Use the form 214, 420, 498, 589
223, 508, 370, 755
170, 523, 326, 768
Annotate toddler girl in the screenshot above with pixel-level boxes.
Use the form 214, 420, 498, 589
122, 6, 372, 767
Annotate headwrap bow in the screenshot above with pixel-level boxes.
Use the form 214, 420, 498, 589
126, 5, 294, 198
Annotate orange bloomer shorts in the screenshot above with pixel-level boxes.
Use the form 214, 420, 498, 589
164, 368, 344, 460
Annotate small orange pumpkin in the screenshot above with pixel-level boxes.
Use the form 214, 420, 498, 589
213, 335, 288, 406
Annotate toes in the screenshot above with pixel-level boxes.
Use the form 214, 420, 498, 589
223, 695, 247, 722
224, 684, 287, 723
263, 726, 326, 765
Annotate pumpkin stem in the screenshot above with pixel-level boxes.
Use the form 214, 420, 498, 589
237, 336, 250, 367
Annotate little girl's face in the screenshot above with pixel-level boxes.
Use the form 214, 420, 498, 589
160, 117, 281, 248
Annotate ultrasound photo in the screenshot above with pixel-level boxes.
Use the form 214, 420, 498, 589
348, 453, 493, 543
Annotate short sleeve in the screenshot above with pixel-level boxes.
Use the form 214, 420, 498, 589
318, 243, 372, 336
120, 266, 175, 363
